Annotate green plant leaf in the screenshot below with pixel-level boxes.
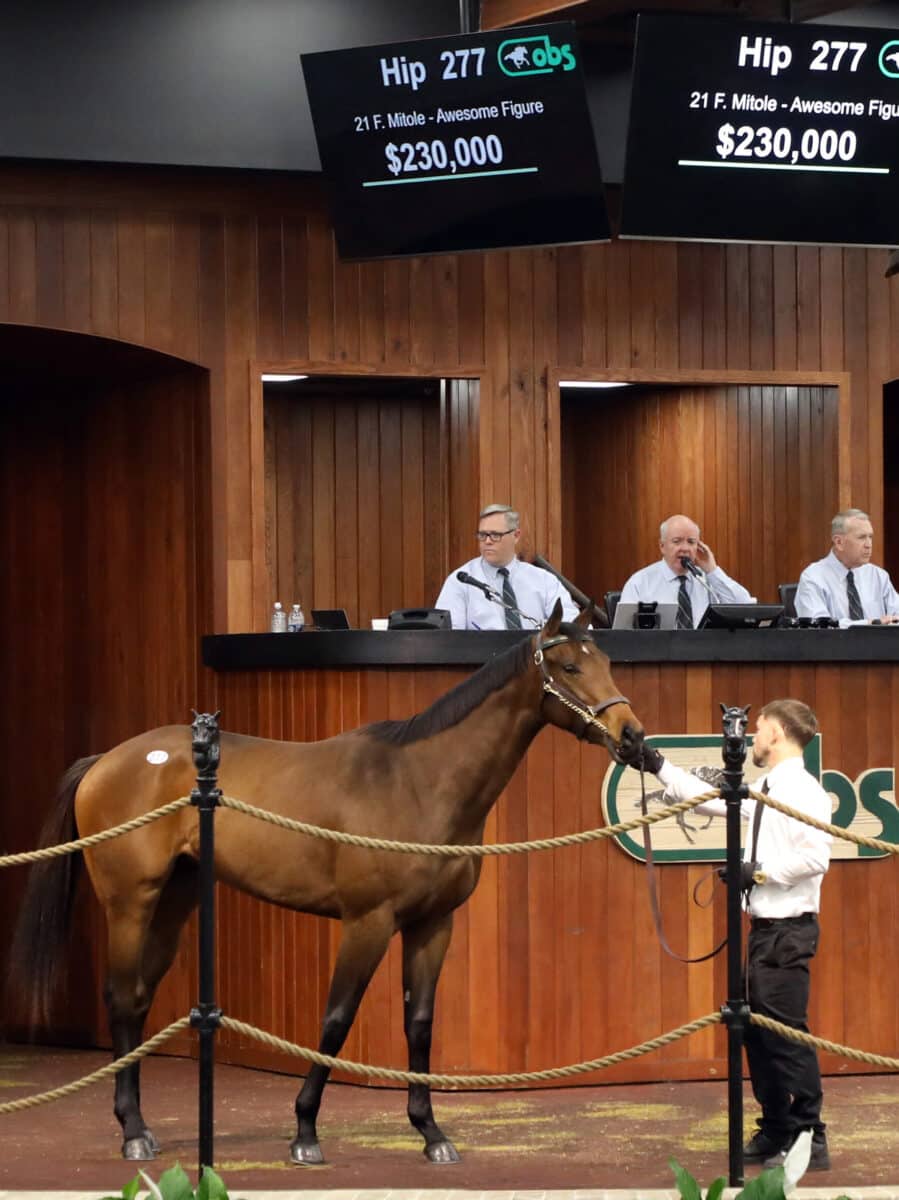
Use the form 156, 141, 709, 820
138, 1169, 164, 1200
735, 1163, 787, 1200
669, 1156, 702, 1200
705, 1177, 727, 1200
97, 1177, 143, 1200
157, 1163, 196, 1200
197, 1166, 228, 1200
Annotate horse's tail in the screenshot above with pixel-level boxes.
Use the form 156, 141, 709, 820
6, 754, 102, 1029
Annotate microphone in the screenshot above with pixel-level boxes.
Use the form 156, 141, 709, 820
456, 570, 540, 627
456, 570, 498, 599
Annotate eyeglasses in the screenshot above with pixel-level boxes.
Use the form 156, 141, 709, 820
476, 530, 513, 543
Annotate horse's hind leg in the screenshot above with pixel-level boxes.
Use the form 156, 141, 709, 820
401, 912, 459, 1163
291, 906, 394, 1165
107, 861, 198, 1160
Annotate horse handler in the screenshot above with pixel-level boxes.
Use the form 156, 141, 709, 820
636, 699, 832, 1171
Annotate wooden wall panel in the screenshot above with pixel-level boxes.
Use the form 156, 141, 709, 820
263, 379, 451, 626
1, 162, 898, 1088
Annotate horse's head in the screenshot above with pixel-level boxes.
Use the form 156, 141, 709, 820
534, 601, 644, 764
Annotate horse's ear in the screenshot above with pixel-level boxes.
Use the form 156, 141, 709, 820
213, 710, 221, 721
574, 603, 592, 630
543, 597, 564, 637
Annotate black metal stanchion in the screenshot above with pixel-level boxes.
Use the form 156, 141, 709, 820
189, 710, 223, 1179
719, 704, 750, 1188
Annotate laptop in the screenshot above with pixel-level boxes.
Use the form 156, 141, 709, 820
612, 602, 679, 631
311, 608, 351, 630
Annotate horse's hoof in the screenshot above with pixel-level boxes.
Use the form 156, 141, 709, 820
425, 1140, 461, 1164
290, 1138, 325, 1165
143, 1128, 160, 1154
122, 1135, 157, 1160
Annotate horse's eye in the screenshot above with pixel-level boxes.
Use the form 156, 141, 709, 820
562, 663, 581, 675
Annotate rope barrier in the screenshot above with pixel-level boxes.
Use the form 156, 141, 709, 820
749, 787, 899, 855
1, 1008, 895, 1114
749, 1012, 899, 1070
218, 1014, 722, 1086
0, 797, 192, 868
0, 1017, 191, 1114
217, 792, 711, 855
4, 781, 897, 870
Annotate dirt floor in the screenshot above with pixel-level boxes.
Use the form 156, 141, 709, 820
1, 1046, 897, 1194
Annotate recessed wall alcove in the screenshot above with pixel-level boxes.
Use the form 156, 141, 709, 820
0, 324, 211, 1041
552, 368, 848, 607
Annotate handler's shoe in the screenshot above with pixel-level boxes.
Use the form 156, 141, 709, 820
744, 1130, 787, 1161
763, 1131, 831, 1172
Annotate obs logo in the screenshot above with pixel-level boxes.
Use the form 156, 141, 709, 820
879, 40, 899, 77
498, 35, 577, 76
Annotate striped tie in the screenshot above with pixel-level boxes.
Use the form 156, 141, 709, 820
498, 567, 522, 629
846, 570, 864, 621
676, 575, 694, 630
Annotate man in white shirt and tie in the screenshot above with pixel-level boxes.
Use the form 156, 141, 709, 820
619, 514, 752, 629
435, 504, 578, 630
637, 699, 832, 1171
795, 509, 899, 626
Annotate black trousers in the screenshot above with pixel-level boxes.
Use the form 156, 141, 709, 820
744, 913, 825, 1140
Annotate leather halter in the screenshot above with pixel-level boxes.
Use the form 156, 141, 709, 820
533, 630, 630, 742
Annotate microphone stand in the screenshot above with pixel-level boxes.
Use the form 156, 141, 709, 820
681, 557, 716, 599
532, 554, 608, 628
456, 572, 541, 627
491, 592, 541, 627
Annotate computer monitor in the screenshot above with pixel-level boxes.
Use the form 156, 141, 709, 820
698, 604, 783, 630
311, 608, 351, 630
612, 602, 678, 631
387, 608, 452, 631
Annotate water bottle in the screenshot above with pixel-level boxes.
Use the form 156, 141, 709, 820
288, 603, 305, 633
270, 601, 287, 633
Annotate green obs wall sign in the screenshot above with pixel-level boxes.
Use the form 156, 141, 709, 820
602, 735, 899, 863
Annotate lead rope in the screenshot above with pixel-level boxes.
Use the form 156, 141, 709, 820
639, 767, 728, 964
540, 660, 727, 963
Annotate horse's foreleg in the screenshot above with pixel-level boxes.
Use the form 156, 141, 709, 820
401, 912, 459, 1163
291, 905, 394, 1166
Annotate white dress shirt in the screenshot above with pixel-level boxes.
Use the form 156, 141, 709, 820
435, 556, 578, 630
795, 550, 899, 627
619, 559, 752, 626
657, 754, 831, 918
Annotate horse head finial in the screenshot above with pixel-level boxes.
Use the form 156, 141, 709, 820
191, 710, 221, 777
720, 703, 751, 771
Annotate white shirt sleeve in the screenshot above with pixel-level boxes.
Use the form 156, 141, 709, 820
435, 572, 470, 630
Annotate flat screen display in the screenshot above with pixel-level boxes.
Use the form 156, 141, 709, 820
301, 22, 609, 259
621, 14, 899, 246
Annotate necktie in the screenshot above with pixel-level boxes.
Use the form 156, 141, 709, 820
676, 575, 694, 630
498, 567, 522, 629
846, 570, 864, 621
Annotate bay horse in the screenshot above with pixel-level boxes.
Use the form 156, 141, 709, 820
8, 602, 643, 1165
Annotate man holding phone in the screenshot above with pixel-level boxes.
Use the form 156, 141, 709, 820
620, 514, 753, 629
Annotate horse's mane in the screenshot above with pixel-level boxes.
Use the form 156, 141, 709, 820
364, 621, 588, 746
